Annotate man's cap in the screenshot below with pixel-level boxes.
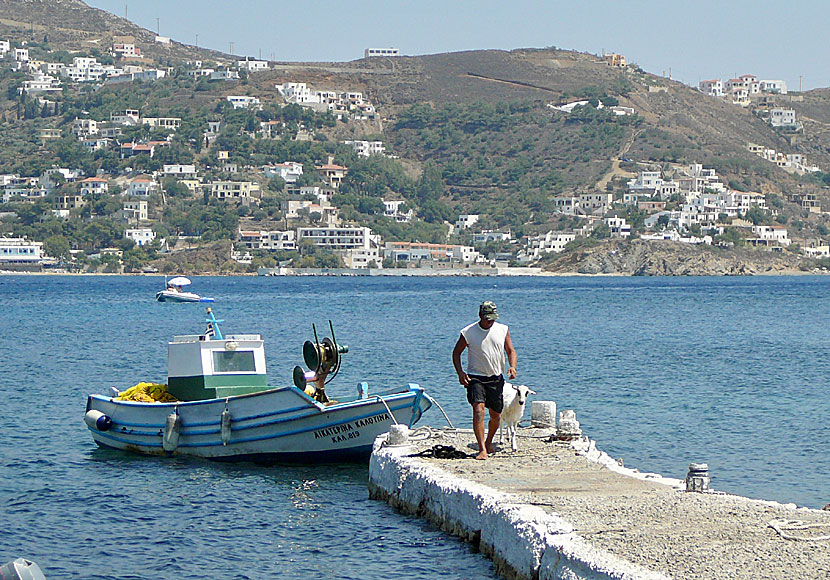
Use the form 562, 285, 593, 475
479, 301, 498, 321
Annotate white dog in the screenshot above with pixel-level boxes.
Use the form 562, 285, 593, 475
500, 383, 536, 451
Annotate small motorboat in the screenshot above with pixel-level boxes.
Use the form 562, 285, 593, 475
156, 276, 213, 303
84, 309, 432, 462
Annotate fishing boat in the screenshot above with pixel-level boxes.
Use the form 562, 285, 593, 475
84, 309, 431, 462
156, 276, 214, 303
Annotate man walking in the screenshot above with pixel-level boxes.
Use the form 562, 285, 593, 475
452, 301, 517, 460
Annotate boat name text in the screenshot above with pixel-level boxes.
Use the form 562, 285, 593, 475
313, 412, 390, 444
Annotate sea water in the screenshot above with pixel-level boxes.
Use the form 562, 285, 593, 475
1, 275, 827, 579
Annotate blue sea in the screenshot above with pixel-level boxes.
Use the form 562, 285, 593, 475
1, 274, 828, 579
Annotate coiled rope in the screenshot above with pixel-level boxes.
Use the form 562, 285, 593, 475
769, 519, 830, 541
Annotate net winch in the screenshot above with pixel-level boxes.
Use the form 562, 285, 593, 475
292, 321, 348, 403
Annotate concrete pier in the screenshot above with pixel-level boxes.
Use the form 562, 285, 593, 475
368, 426, 830, 580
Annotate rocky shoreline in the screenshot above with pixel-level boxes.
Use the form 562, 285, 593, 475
544, 240, 810, 276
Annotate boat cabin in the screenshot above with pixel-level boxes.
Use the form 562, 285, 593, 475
167, 333, 268, 401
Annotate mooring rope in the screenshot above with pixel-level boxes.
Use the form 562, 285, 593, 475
769, 519, 830, 541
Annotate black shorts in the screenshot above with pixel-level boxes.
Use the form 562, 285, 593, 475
466, 374, 505, 413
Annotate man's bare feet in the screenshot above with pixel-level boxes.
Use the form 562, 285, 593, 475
475, 451, 488, 460
486, 444, 496, 454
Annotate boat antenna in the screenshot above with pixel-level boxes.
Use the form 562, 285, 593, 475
205, 307, 224, 340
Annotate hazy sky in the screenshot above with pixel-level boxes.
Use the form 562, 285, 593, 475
85, 0, 826, 91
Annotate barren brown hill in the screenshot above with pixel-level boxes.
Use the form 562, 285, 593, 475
0, 0, 225, 62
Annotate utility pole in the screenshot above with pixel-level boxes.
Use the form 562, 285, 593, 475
195, 33, 199, 47
229, 41, 234, 55
156, 17, 160, 36
124, 4, 127, 19
800, 75, 803, 92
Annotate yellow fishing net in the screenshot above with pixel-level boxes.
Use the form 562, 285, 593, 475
116, 382, 178, 403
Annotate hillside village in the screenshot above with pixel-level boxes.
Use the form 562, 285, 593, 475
2, 9, 830, 275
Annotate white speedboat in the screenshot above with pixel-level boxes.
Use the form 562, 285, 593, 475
156, 276, 213, 303
84, 309, 431, 462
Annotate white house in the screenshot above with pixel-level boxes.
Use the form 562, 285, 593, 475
379, 199, 413, 223
127, 177, 158, 197
760, 80, 787, 94
211, 70, 240, 81
111, 109, 140, 125
72, 118, 99, 138
0, 41, 9, 56
298, 226, 383, 269
728, 191, 767, 211
751, 225, 790, 246
14, 48, 29, 62
226, 95, 261, 109
769, 108, 798, 128
384, 241, 478, 265
627, 171, 679, 201
79, 177, 109, 197
263, 162, 303, 183
163, 164, 198, 179
364, 48, 400, 58
188, 68, 215, 78
277, 82, 320, 104
237, 58, 269, 72
473, 230, 512, 245
605, 217, 631, 238
553, 195, 581, 215
739, 74, 761, 94
142, 117, 182, 131
112, 41, 140, 58
238, 229, 296, 251
678, 164, 726, 194
678, 205, 719, 230
125, 228, 155, 246
82, 138, 110, 152
521, 231, 576, 262
579, 192, 613, 215
698, 79, 723, 97
0, 237, 43, 264
20, 73, 61, 94
455, 214, 480, 229
344, 140, 385, 157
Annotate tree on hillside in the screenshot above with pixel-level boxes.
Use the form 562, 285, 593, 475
416, 161, 444, 203
43, 235, 71, 259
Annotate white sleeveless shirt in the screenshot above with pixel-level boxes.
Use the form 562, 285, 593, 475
461, 321, 508, 377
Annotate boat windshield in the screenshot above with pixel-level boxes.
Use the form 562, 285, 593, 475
213, 350, 256, 373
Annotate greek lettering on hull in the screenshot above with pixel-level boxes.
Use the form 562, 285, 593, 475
312, 412, 390, 441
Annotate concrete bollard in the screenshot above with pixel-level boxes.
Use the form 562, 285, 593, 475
557, 409, 582, 440
387, 424, 410, 446
531, 401, 557, 428
685, 463, 710, 492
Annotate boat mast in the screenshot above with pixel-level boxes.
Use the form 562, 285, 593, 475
205, 307, 224, 340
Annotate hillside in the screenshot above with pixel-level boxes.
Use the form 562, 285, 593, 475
2, 1, 830, 275
0, 0, 224, 62
243, 49, 827, 208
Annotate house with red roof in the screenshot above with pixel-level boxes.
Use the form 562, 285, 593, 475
79, 177, 109, 197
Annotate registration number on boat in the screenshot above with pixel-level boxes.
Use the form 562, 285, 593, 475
313, 412, 390, 444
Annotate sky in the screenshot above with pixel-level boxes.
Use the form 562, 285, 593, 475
85, 0, 828, 91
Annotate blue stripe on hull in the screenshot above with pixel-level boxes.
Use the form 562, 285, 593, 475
92, 438, 374, 464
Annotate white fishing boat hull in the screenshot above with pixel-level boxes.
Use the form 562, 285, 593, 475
85, 384, 430, 462
156, 290, 204, 302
